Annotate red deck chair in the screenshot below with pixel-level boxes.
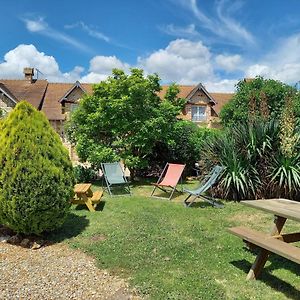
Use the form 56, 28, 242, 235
150, 163, 186, 200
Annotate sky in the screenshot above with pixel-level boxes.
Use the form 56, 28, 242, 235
1, 0, 300, 92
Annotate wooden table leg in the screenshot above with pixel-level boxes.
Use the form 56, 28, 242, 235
246, 215, 286, 280
82, 194, 95, 212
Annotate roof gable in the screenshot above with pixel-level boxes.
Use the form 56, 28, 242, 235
59, 81, 87, 103
186, 83, 216, 104
0, 83, 18, 105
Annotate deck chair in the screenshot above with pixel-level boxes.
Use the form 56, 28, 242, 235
101, 162, 131, 196
151, 163, 185, 200
183, 165, 224, 208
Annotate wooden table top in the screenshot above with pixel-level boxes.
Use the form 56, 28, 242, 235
242, 199, 300, 223
74, 183, 92, 194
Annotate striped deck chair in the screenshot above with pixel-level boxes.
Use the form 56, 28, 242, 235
151, 163, 185, 200
101, 162, 131, 196
183, 165, 224, 208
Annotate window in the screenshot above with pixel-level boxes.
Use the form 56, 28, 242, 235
70, 103, 79, 112
191, 106, 206, 121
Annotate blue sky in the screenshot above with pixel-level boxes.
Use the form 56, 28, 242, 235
1, 0, 300, 91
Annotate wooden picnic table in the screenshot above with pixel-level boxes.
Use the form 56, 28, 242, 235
229, 199, 300, 280
72, 183, 103, 212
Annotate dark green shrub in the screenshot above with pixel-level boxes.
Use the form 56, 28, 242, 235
73, 165, 96, 183
166, 121, 220, 173
202, 114, 300, 201
136, 121, 220, 177
0, 101, 75, 235
220, 77, 300, 127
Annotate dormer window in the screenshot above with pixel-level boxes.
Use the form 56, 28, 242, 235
191, 106, 206, 121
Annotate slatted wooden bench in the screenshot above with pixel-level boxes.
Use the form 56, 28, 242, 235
229, 226, 300, 279
229, 226, 300, 264
90, 190, 103, 208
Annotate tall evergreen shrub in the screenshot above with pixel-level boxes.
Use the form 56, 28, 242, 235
0, 101, 75, 235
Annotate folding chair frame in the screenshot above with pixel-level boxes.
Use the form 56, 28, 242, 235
151, 163, 184, 200
101, 163, 131, 197
183, 165, 224, 208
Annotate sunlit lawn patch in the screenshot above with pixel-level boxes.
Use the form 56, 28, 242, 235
49, 181, 300, 300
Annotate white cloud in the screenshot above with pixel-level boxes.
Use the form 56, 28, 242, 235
215, 54, 242, 71
0, 44, 84, 82
89, 55, 130, 74
176, 0, 255, 47
205, 79, 238, 92
138, 39, 214, 84
24, 17, 46, 32
80, 72, 109, 83
160, 24, 200, 38
65, 21, 110, 43
0, 42, 239, 91
22, 17, 92, 54
245, 34, 300, 84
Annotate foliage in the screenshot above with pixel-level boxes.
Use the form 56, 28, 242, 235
73, 165, 96, 183
51, 185, 300, 299
220, 77, 300, 127
202, 106, 300, 200
67, 69, 186, 177
0, 101, 75, 235
144, 121, 220, 175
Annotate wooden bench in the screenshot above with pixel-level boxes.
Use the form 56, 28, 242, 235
90, 190, 103, 207
229, 226, 300, 265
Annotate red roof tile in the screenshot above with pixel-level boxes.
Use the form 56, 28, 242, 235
0, 79, 48, 109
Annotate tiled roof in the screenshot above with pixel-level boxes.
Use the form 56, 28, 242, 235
42, 83, 94, 120
158, 85, 195, 99
210, 93, 234, 115
0, 79, 48, 109
0, 78, 234, 121
0, 82, 18, 103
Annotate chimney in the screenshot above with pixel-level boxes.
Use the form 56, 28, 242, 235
23, 67, 34, 82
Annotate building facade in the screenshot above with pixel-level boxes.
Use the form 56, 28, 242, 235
0, 68, 234, 138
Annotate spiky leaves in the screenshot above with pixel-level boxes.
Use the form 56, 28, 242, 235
0, 101, 74, 235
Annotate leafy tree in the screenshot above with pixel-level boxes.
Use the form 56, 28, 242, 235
0, 101, 74, 235
67, 69, 186, 178
220, 77, 300, 126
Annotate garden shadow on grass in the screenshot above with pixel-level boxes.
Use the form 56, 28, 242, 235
73, 201, 106, 212
46, 212, 90, 243
231, 257, 300, 300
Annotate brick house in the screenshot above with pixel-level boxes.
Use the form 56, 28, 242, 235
0, 68, 234, 138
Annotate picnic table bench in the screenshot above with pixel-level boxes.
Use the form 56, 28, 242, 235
71, 183, 103, 212
228, 199, 300, 280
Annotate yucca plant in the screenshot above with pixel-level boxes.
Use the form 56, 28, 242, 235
202, 119, 281, 201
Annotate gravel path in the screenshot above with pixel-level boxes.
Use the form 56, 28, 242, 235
0, 242, 141, 300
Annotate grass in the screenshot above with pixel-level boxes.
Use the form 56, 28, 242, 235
49, 181, 300, 299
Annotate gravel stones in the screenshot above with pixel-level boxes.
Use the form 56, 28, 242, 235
0, 242, 141, 299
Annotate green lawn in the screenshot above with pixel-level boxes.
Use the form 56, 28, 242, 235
49, 182, 300, 299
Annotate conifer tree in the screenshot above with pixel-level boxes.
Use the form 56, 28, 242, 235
0, 101, 74, 235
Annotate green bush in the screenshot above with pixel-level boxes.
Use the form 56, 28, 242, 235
0, 101, 75, 235
73, 165, 96, 183
166, 121, 220, 172
202, 114, 300, 201
136, 121, 220, 177
220, 77, 300, 127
